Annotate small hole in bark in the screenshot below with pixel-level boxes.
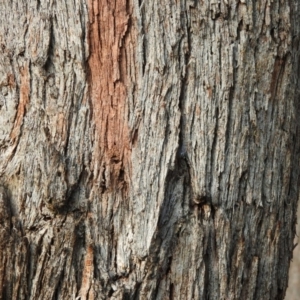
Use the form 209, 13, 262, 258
270, 27, 279, 44
132, 128, 139, 145
214, 12, 221, 19
37, 243, 42, 255
123, 292, 131, 300
169, 283, 174, 299
119, 169, 125, 181
42, 215, 51, 221
194, 195, 211, 205
111, 156, 120, 163
43, 127, 51, 140
108, 288, 114, 297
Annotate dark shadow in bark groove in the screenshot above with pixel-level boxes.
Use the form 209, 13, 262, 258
72, 221, 86, 292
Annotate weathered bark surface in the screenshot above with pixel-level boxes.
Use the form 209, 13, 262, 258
0, 0, 300, 299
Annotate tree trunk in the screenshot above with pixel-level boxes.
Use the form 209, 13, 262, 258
0, 0, 300, 299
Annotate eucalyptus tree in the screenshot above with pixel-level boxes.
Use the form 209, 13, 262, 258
0, 0, 299, 299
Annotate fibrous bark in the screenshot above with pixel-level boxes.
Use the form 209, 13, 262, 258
0, 0, 300, 299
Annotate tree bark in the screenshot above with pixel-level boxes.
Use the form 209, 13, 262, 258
0, 0, 300, 299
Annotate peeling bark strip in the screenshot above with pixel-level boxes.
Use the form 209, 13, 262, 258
79, 244, 94, 300
10, 65, 29, 142
87, 0, 133, 189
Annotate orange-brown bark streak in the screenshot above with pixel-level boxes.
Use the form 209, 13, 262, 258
79, 244, 94, 300
88, 0, 132, 188
11, 65, 30, 142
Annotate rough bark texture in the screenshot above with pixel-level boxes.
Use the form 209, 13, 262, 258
0, 0, 300, 299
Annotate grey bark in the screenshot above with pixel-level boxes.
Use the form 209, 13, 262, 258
0, 0, 300, 299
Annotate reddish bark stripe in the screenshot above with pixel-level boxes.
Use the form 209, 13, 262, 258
10, 65, 29, 142
87, 0, 132, 187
